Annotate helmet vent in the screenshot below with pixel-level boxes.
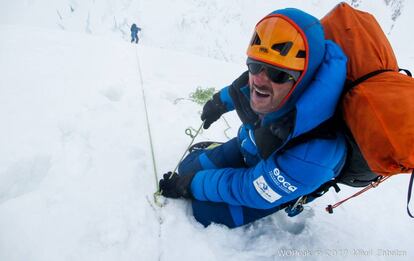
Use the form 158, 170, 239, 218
251, 33, 261, 46
271, 42, 293, 56
296, 50, 306, 58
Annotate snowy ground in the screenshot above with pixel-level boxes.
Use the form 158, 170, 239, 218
1, 1, 414, 261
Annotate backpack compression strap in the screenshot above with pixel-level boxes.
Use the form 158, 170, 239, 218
345, 69, 393, 91
408, 170, 414, 218
345, 68, 412, 91
399, 68, 412, 77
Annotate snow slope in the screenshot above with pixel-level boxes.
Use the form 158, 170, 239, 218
0, 0, 409, 63
0, 1, 413, 261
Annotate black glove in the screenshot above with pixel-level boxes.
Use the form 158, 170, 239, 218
159, 172, 196, 199
201, 93, 227, 129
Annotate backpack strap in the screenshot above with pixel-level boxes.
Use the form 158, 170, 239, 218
399, 68, 412, 77
345, 68, 412, 92
326, 175, 390, 214
408, 170, 414, 218
279, 117, 338, 153
345, 69, 394, 91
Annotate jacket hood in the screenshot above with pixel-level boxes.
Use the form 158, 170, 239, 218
262, 9, 325, 118
259, 8, 346, 138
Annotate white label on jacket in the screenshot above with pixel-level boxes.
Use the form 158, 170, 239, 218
253, 176, 282, 203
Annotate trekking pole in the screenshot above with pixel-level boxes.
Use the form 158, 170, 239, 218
153, 121, 205, 207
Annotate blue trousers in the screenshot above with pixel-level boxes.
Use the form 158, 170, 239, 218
178, 138, 283, 228
131, 34, 138, 44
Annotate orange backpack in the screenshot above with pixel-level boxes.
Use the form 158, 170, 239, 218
319, 3, 414, 216
321, 2, 414, 176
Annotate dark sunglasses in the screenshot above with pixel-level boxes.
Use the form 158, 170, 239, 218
247, 62, 295, 84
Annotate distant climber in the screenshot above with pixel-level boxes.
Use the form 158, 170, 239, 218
130, 23, 141, 44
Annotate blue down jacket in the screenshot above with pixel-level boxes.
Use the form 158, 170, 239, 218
190, 8, 347, 210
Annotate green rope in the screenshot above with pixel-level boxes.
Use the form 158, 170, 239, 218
135, 48, 207, 207
134, 47, 161, 205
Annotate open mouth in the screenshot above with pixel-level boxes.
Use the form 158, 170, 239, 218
253, 85, 271, 98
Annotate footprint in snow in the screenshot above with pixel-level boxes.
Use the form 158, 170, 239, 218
0, 155, 51, 205
269, 208, 315, 235
101, 85, 124, 102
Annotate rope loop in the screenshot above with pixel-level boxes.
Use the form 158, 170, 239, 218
185, 128, 196, 138
173, 122, 204, 173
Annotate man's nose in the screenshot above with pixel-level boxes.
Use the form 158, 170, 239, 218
252, 69, 270, 85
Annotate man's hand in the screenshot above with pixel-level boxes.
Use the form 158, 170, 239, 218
201, 93, 227, 129
159, 172, 195, 199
